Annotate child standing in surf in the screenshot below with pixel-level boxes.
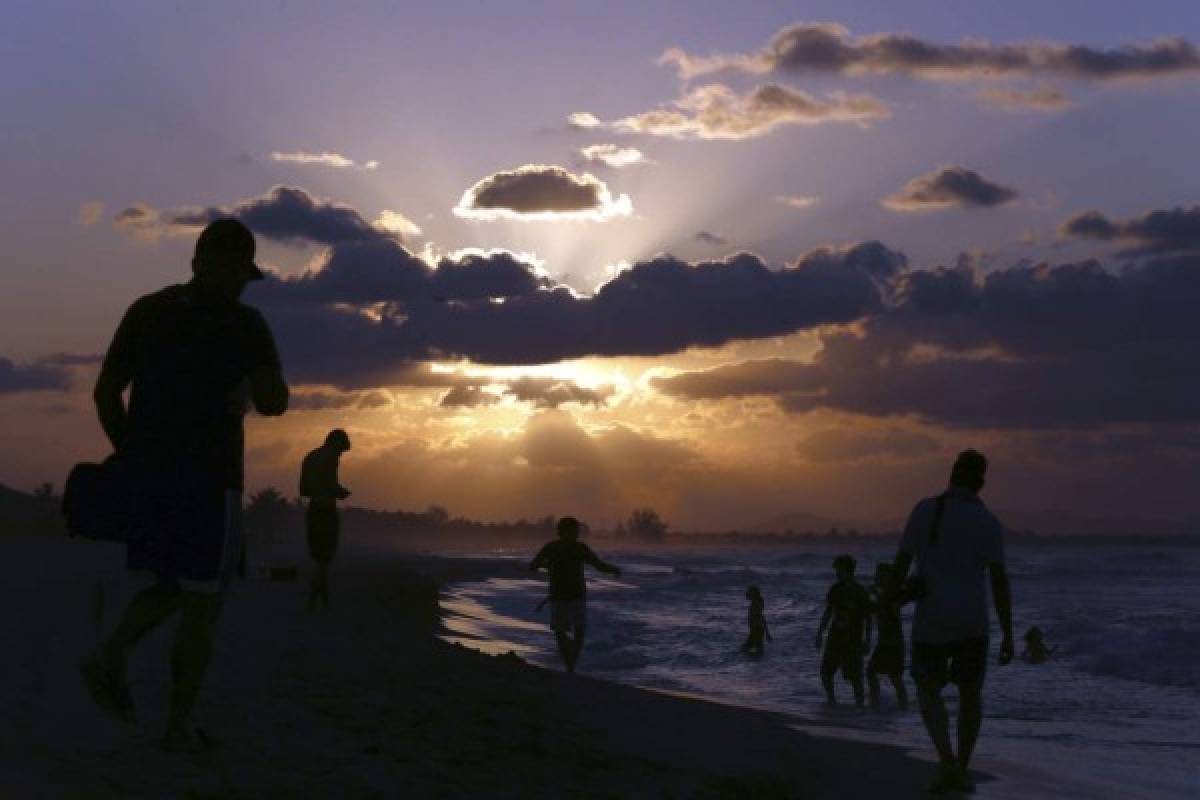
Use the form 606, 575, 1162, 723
741, 585, 772, 655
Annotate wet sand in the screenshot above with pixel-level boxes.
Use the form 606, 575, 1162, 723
0, 535, 974, 798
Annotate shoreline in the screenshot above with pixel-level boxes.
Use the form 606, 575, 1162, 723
0, 535, 1102, 797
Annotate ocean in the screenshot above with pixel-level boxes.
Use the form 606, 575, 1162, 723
441, 539, 1200, 798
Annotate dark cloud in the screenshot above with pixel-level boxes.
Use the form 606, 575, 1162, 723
438, 378, 611, 409
248, 230, 904, 386
1059, 206, 1200, 255
116, 187, 390, 246
797, 426, 942, 463
289, 388, 394, 411
615, 83, 888, 140
655, 254, 1200, 428
884, 166, 1017, 211
0, 356, 74, 394
504, 378, 613, 409
454, 165, 631, 221
440, 386, 500, 408
661, 22, 1200, 82
694, 231, 727, 246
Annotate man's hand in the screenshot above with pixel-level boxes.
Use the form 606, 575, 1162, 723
998, 635, 1015, 665
337, 488, 351, 500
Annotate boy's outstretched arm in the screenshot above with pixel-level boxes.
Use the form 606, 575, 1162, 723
583, 545, 621, 578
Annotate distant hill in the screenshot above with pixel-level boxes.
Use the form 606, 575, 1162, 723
0, 482, 64, 535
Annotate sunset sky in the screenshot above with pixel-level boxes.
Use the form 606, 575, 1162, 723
3, 1, 1200, 531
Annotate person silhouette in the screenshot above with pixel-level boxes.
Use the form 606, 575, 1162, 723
886, 450, 1014, 795
740, 585, 772, 656
1021, 626, 1054, 664
299, 429, 351, 610
866, 562, 909, 710
816, 554, 872, 706
528, 517, 620, 673
80, 218, 288, 752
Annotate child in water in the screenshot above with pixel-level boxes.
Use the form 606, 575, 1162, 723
1021, 626, 1055, 664
867, 562, 910, 709
741, 585, 772, 655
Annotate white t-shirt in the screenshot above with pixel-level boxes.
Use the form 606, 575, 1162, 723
900, 487, 1005, 644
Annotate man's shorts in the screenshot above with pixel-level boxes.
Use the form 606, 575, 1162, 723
911, 637, 989, 688
127, 481, 242, 594
868, 641, 905, 676
306, 506, 341, 565
549, 598, 586, 632
821, 636, 864, 681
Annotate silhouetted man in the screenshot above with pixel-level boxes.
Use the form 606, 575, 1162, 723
299, 428, 351, 610
529, 517, 620, 673
815, 554, 872, 706
887, 450, 1014, 794
82, 219, 288, 752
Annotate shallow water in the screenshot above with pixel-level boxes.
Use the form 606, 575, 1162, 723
441, 540, 1200, 798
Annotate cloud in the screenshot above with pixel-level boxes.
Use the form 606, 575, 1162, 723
797, 426, 941, 463
660, 22, 1200, 82
439, 378, 612, 409
79, 201, 104, 226
1059, 206, 1200, 255
567, 112, 602, 129
270, 151, 356, 168
883, 166, 1017, 211
656, 253, 1200, 428
694, 231, 727, 246
453, 165, 632, 221
115, 187, 407, 246
579, 144, 647, 168
977, 84, 1072, 112
0, 356, 76, 394
440, 385, 501, 408
250, 233, 903, 385
776, 195, 819, 209
503, 377, 613, 409
374, 210, 423, 237
614, 83, 889, 140
289, 388, 395, 411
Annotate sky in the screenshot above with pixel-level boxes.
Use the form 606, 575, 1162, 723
3, 1, 1200, 532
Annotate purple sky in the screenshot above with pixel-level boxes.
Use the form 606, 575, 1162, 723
2, 2, 1200, 530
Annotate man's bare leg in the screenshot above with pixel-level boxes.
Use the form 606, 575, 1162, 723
891, 673, 910, 710
956, 683, 984, 788
917, 679, 958, 789
821, 667, 837, 704
867, 668, 882, 708
553, 631, 574, 671
83, 581, 184, 722
163, 591, 223, 746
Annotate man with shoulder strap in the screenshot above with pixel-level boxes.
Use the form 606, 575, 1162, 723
81, 219, 288, 752
887, 450, 1014, 795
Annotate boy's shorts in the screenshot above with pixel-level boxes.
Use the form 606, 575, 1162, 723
821, 635, 864, 680
550, 598, 586, 632
911, 637, 989, 688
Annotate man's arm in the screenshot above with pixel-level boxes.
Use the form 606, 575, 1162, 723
249, 363, 288, 417
989, 562, 1015, 664
93, 370, 129, 452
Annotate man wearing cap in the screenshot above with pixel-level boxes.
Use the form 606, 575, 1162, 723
886, 450, 1014, 794
299, 429, 352, 610
81, 218, 288, 752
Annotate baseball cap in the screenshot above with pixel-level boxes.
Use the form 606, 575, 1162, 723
194, 218, 265, 280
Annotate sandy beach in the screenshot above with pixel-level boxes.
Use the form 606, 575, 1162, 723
0, 534, 1096, 799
